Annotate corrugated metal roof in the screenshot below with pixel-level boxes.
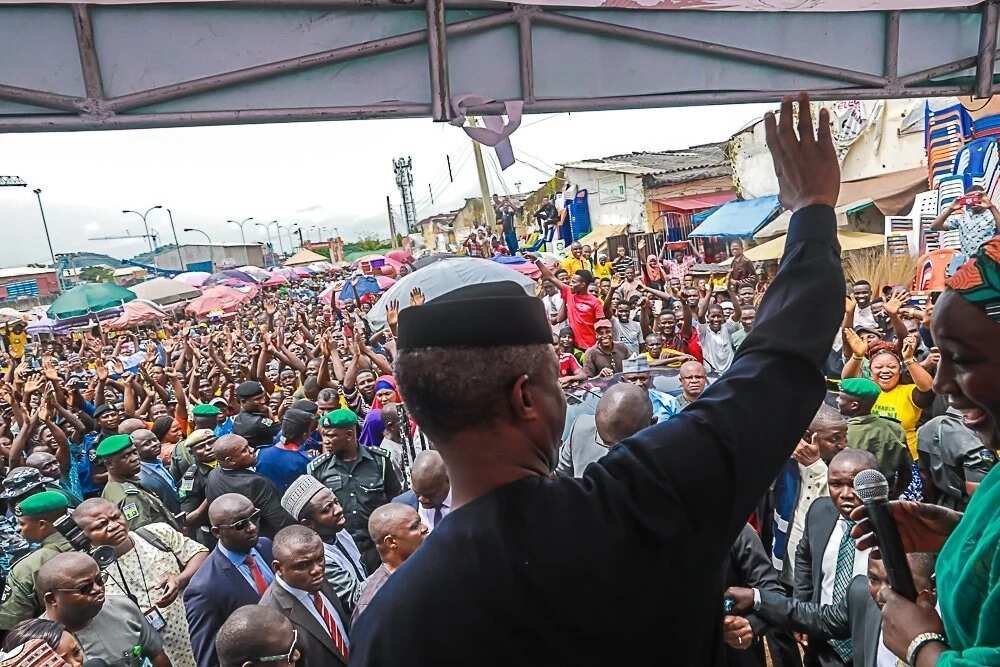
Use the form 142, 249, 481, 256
562, 142, 730, 180
0, 266, 56, 279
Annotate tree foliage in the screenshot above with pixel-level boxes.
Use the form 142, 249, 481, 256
79, 266, 115, 283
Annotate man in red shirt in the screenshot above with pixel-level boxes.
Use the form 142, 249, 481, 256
532, 259, 602, 349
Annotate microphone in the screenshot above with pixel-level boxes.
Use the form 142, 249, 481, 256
853, 469, 917, 601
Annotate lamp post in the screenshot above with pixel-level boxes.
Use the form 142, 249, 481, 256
32, 188, 62, 292
158, 207, 185, 271
183, 227, 215, 272
227, 217, 253, 246
255, 222, 275, 267
267, 220, 286, 256
123, 206, 162, 271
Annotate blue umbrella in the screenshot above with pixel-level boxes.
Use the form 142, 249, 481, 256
339, 276, 382, 302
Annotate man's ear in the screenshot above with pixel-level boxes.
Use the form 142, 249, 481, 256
509, 374, 535, 421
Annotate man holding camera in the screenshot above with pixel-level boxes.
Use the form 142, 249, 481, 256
0, 491, 73, 630
931, 185, 999, 262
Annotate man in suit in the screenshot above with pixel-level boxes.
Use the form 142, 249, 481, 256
350, 94, 846, 666
217, 605, 299, 667
390, 450, 451, 532
205, 434, 296, 539
185, 492, 276, 667
260, 525, 350, 667
726, 553, 937, 667
794, 448, 879, 666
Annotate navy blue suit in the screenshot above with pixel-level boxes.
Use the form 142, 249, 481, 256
184, 538, 274, 667
391, 490, 418, 509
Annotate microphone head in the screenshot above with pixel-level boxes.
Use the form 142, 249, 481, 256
854, 468, 889, 502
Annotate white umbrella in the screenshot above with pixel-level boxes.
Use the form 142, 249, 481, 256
0, 307, 24, 324
365, 257, 536, 331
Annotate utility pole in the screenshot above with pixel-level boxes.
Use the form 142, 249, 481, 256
468, 117, 496, 227
428, 183, 434, 204
446, 155, 453, 182
386, 195, 399, 247
32, 189, 62, 292
163, 208, 185, 271
393, 157, 418, 233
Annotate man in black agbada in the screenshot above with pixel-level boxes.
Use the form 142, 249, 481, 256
350, 93, 845, 666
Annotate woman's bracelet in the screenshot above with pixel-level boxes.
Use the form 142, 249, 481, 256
906, 632, 948, 665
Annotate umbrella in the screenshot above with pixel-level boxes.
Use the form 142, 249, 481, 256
293, 267, 312, 278
47, 283, 136, 320
0, 308, 25, 324
386, 249, 414, 265
205, 269, 259, 286
238, 265, 271, 281
375, 275, 396, 290
491, 255, 541, 280
319, 284, 337, 305
366, 257, 536, 330
339, 276, 383, 302
27, 316, 70, 336
263, 274, 289, 287
185, 286, 250, 318
106, 300, 168, 330
174, 271, 211, 287
129, 277, 201, 306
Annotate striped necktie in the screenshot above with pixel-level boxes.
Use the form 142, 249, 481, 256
829, 521, 856, 662
312, 592, 349, 661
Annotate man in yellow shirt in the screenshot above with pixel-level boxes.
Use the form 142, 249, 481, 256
561, 243, 592, 275
4, 322, 27, 359
593, 253, 613, 279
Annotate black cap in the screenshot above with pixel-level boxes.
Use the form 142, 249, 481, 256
397, 282, 552, 351
235, 381, 265, 399
93, 403, 117, 418
282, 408, 314, 430
291, 399, 318, 415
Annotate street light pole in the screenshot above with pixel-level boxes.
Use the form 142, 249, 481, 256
123, 206, 162, 271
161, 207, 185, 271
227, 217, 253, 246
267, 220, 286, 256
183, 228, 215, 272
32, 188, 62, 292
255, 223, 275, 267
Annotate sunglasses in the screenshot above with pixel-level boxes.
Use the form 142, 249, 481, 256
249, 629, 299, 665
54, 572, 105, 596
215, 508, 261, 532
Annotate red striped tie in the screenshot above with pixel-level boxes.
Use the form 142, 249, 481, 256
312, 592, 349, 660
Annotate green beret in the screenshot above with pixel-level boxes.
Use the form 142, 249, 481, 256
840, 377, 882, 401
192, 403, 221, 417
95, 434, 133, 458
321, 408, 358, 429
15, 490, 69, 517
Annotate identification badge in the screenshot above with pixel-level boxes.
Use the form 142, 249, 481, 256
123, 503, 139, 521
180, 477, 194, 493
143, 606, 167, 632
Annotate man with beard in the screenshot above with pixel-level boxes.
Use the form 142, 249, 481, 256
38, 552, 169, 667
282, 475, 367, 613
98, 435, 180, 531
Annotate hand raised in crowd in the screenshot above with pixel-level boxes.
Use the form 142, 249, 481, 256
849, 500, 961, 558
844, 294, 856, 313
883, 289, 909, 318
764, 92, 840, 211
95, 363, 108, 382
386, 299, 400, 330
842, 327, 868, 358
901, 335, 918, 362
410, 287, 426, 306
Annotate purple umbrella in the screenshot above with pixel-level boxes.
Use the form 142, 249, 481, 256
204, 270, 259, 286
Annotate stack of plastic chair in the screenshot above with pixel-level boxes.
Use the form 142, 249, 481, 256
972, 114, 1000, 140
926, 103, 972, 187
885, 216, 916, 256
913, 190, 943, 253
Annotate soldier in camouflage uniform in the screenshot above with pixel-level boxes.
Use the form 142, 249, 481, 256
308, 408, 401, 573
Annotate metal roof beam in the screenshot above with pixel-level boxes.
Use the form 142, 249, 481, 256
0, 84, 84, 113
976, 0, 999, 98
425, 0, 453, 121
72, 4, 105, 102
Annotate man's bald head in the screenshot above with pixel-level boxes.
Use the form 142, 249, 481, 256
368, 502, 426, 567
369, 503, 416, 546
829, 446, 878, 473
272, 524, 322, 562
410, 450, 449, 508
208, 493, 254, 527
216, 606, 296, 667
595, 382, 653, 445
117, 418, 147, 435
37, 552, 97, 597
212, 434, 246, 459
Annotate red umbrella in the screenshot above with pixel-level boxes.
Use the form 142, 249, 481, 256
263, 274, 289, 287
185, 286, 249, 318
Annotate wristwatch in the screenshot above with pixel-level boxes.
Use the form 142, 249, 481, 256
906, 632, 947, 665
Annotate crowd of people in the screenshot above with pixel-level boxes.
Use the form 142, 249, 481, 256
0, 93, 997, 667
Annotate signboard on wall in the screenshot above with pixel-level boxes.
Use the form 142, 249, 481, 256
598, 174, 626, 204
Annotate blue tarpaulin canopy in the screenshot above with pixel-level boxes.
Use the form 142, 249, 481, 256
689, 196, 782, 239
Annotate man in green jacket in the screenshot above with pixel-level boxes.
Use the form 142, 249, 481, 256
99, 434, 180, 531
838, 377, 913, 498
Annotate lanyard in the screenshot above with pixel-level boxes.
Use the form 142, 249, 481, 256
109, 541, 152, 609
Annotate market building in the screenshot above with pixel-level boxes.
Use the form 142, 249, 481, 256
132, 243, 267, 272
0, 266, 59, 304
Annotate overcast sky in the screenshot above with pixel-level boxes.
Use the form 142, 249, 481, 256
0, 102, 771, 268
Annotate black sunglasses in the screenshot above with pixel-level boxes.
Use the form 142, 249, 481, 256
214, 508, 261, 532
54, 572, 105, 596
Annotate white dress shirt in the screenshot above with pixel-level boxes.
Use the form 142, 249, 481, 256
877, 629, 904, 666
417, 490, 452, 532
820, 518, 870, 604
783, 460, 828, 576
274, 575, 351, 652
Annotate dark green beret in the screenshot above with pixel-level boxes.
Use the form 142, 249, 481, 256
15, 490, 69, 517
95, 434, 133, 458
321, 408, 358, 429
192, 403, 221, 417
840, 377, 882, 401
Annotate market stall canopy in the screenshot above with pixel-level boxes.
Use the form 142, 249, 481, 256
185, 285, 250, 318
726, 230, 885, 263
0, 1, 990, 133
175, 271, 211, 287
106, 299, 168, 329
47, 283, 136, 320
689, 195, 781, 238
129, 277, 201, 306
576, 224, 628, 253
836, 167, 928, 217
0, 308, 25, 324
652, 192, 737, 212
284, 248, 327, 267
